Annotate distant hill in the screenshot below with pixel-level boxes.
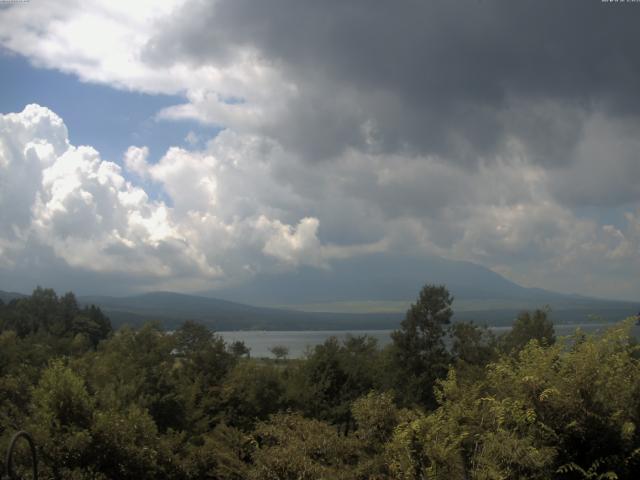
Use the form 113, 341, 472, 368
209, 253, 639, 326
0, 290, 27, 304
212, 253, 584, 305
3, 252, 638, 330
75, 290, 638, 331
78, 292, 403, 331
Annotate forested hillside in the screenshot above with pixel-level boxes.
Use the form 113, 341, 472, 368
1, 286, 639, 479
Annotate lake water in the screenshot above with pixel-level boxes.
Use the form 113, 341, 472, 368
219, 322, 640, 358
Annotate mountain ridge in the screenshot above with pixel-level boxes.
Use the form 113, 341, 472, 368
2, 254, 637, 330
209, 253, 627, 306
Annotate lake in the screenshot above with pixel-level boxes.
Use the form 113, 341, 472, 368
219, 322, 640, 358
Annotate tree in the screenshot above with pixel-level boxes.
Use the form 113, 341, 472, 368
90, 405, 169, 480
85, 323, 184, 433
29, 360, 95, 479
74, 304, 112, 346
0, 288, 111, 346
174, 320, 216, 354
170, 423, 250, 480
269, 345, 289, 362
291, 335, 382, 429
221, 361, 287, 430
173, 320, 235, 385
500, 308, 555, 354
351, 391, 401, 478
450, 321, 497, 365
249, 412, 358, 480
390, 284, 453, 408
170, 321, 236, 434
387, 319, 640, 480
229, 340, 251, 358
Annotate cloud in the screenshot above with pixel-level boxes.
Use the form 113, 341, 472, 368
1, 2, 640, 299
1, 104, 639, 299
0, 104, 381, 294
140, 0, 640, 165
0, 105, 211, 280
548, 114, 640, 207
259, 216, 324, 267
3, 0, 639, 208
123, 146, 150, 178
0, 1, 186, 93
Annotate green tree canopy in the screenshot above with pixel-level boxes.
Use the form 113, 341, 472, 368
390, 284, 453, 408
501, 308, 555, 354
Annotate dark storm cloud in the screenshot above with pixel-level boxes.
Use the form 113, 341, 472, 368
145, 0, 640, 164
3, 0, 640, 300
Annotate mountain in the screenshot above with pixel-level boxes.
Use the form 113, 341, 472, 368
4, 252, 639, 330
210, 253, 639, 325
213, 253, 527, 305
0, 290, 27, 303
77, 290, 638, 332
212, 253, 579, 306
78, 292, 402, 331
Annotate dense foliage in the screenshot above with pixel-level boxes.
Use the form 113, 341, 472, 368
1, 286, 639, 479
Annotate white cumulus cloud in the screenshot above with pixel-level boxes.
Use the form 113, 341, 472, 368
0, 104, 378, 293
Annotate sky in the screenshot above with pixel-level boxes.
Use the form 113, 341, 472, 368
0, 0, 639, 301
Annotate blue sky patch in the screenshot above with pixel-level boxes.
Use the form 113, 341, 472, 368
0, 52, 221, 166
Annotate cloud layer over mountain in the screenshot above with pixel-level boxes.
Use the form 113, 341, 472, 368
0, 1, 639, 299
